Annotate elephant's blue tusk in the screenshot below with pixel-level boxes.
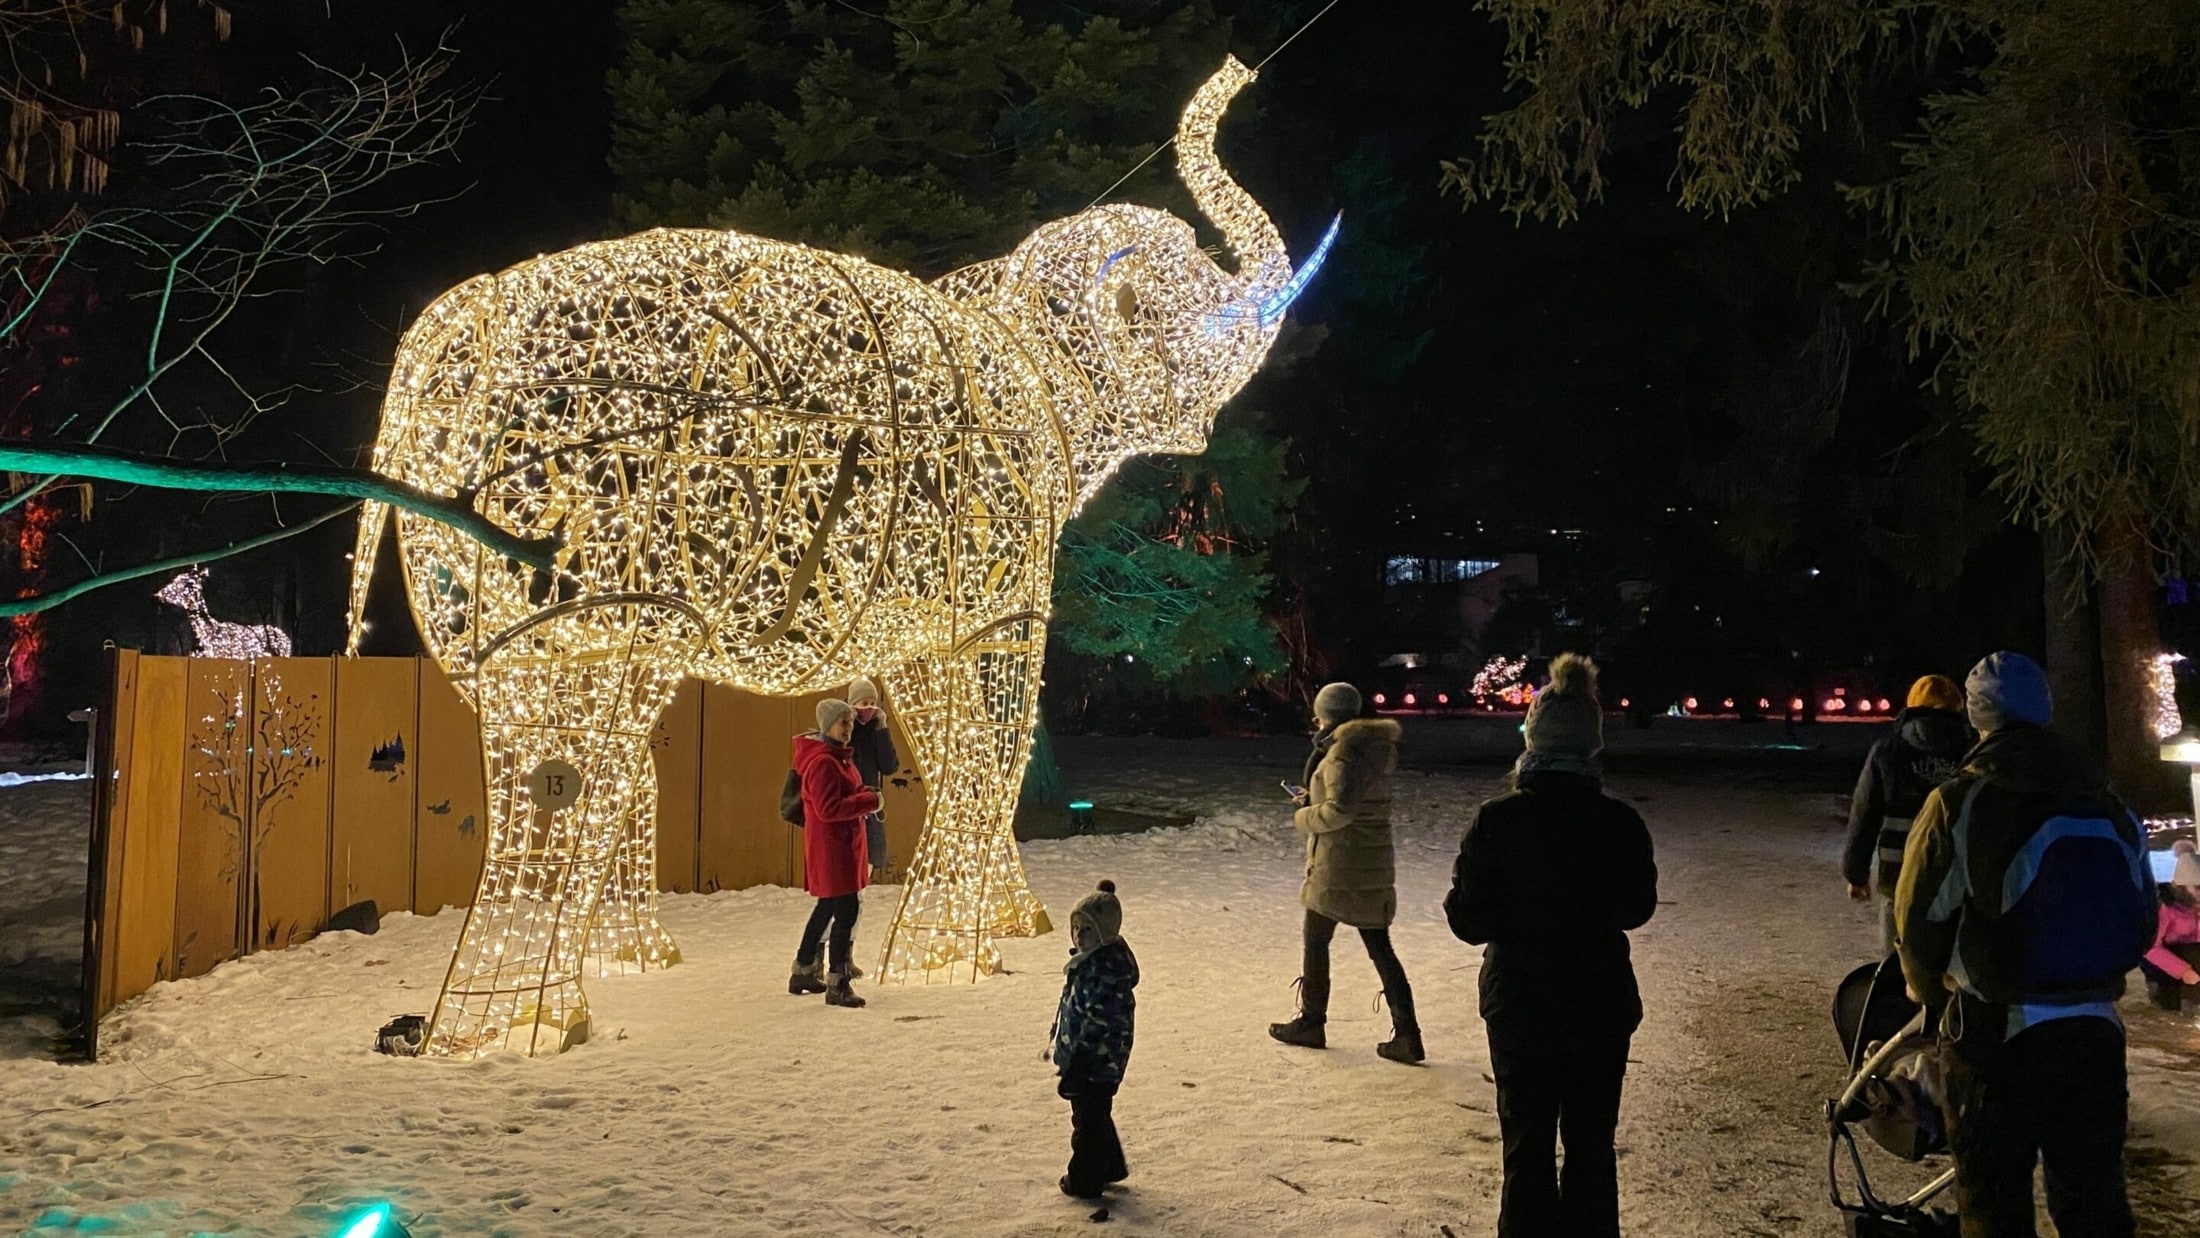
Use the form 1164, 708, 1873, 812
1201, 212, 1341, 334
1256, 211, 1342, 326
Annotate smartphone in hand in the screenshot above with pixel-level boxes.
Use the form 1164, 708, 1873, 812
1280, 779, 1307, 799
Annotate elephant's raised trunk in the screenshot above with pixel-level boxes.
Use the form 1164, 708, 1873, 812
1178, 57, 1288, 298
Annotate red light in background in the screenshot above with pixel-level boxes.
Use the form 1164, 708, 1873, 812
1824, 698, 1845, 712
1759, 698, 1771, 710
1791, 698, 1805, 712
1372, 693, 1387, 706
1436, 693, 1449, 705
1403, 693, 1417, 706
1683, 696, 1699, 710
1722, 698, 1735, 710
1618, 697, 1630, 708
1877, 698, 1892, 712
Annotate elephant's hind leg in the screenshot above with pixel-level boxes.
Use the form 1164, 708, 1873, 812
879, 617, 1051, 982
424, 608, 698, 1057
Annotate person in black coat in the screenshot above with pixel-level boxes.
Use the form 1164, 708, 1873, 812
1842, 674, 1972, 951
1445, 654, 1657, 1238
845, 678, 901, 885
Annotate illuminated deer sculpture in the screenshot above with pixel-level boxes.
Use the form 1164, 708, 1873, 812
346, 58, 1333, 1056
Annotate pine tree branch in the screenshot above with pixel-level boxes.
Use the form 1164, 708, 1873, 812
0, 442, 557, 568
0, 502, 355, 619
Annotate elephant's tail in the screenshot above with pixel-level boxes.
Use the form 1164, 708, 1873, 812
344, 499, 390, 656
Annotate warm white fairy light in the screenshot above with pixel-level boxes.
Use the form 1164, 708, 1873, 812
345, 57, 1320, 1055
156, 567, 292, 658
1473, 654, 1531, 707
2152, 652, 2185, 740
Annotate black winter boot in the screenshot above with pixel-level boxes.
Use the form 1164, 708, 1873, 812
824, 970, 867, 1008
1375, 988, 1424, 1064
1268, 978, 1328, 1048
788, 958, 826, 995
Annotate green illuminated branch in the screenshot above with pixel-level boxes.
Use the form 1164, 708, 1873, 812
0, 441, 556, 569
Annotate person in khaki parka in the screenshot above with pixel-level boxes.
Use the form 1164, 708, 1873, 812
1269, 681, 1423, 1064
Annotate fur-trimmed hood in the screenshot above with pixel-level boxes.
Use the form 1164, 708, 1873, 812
1327, 717, 1401, 767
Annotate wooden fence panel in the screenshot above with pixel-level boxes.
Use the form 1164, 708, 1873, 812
699, 683, 794, 893
110, 653, 185, 1004
86, 654, 950, 1051
650, 678, 704, 894
82, 647, 137, 1032
412, 666, 486, 914
328, 656, 418, 917
246, 657, 332, 952
174, 659, 250, 978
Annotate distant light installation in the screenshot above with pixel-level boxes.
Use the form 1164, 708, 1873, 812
156, 567, 291, 659
346, 58, 1320, 1055
2152, 653, 2186, 740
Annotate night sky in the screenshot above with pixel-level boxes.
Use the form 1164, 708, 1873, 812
7, 0, 2058, 729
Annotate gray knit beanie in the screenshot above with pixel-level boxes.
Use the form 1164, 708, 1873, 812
1521, 654, 1603, 758
847, 677, 881, 707
1070, 879, 1124, 948
1965, 651, 2052, 733
815, 697, 856, 733
1313, 681, 1363, 725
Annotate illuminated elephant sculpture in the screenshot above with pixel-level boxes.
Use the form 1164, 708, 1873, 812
346, 57, 1334, 1056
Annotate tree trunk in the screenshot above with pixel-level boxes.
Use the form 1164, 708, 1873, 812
2097, 518, 2182, 814
2041, 523, 2106, 766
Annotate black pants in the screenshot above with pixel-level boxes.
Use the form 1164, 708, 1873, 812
1944, 1013, 2133, 1238
1301, 908, 1416, 1029
1059, 1073, 1126, 1193
1486, 1022, 1630, 1238
2142, 943, 2200, 1010
795, 892, 860, 973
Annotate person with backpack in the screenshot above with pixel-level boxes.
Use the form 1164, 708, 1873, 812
1444, 653, 1658, 1238
845, 678, 901, 885
787, 698, 881, 1008
1843, 674, 1974, 952
1894, 651, 2156, 1237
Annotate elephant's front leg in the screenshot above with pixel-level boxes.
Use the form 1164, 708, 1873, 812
879, 616, 1053, 982
424, 646, 689, 1057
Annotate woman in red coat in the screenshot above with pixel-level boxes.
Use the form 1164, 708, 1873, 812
789, 698, 881, 1008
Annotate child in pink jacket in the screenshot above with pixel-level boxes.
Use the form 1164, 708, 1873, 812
2144, 840, 2200, 1011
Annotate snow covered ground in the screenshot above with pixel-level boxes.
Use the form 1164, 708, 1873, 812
1, 729, 2196, 1236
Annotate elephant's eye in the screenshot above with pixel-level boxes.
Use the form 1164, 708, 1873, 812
1114, 286, 1139, 321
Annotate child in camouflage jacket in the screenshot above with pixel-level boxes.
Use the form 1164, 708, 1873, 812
1050, 880, 1139, 1200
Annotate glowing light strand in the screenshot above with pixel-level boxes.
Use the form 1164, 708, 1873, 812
2152, 652, 2185, 740
157, 567, 292, 658
346, 57, 1316, 1055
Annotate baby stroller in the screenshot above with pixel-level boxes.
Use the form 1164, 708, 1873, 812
1827, 955, 1958, 1236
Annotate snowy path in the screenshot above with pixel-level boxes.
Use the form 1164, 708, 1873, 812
1, 733, 2196, 1235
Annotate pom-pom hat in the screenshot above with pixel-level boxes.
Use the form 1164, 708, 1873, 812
1070, 879, 1124, 947
1522, 653, 1603, 759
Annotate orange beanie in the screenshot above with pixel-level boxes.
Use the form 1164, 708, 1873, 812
1907, 674, 1964, 712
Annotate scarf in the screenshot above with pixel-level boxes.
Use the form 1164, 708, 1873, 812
1512, 749, 1602, 784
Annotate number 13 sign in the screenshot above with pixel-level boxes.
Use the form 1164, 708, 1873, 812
526, 759, 583, 812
